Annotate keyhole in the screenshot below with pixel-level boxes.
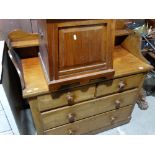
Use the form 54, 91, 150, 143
73, 34, 77, 40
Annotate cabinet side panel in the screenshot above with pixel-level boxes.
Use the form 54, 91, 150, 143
38, 20, 50, 80
106, 20, 115, 69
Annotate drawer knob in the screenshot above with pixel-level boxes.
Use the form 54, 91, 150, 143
115, 100, 121, 109
68, 129, 75, 135
111, 116, 117, 124
68, 113, 76, 123
67, 92, 74, 105
118, 81, 126, 91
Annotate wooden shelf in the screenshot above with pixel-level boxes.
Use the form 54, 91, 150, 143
21, 46, 152, 98
22, 57, 49, 98
8, 29, 39, 48
115, 29, 133, 37
113, 46, 152, 77
11, 40, 39, 48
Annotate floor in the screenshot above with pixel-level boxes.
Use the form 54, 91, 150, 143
0, 95, 155, 135
0, 100, 14, 135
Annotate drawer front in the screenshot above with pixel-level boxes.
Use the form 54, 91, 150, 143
37, 85, 95, 111
44, 105, 134, 135
41, 89, 138, 130
96, 74, 144, 97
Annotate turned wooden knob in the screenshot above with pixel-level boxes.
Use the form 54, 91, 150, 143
68, 113, 75, 123
66, 92, 74, 105
118, 81, 126, 91
115, 100, 121, 109
111, 116, 117, 124
68, 129, 75, 135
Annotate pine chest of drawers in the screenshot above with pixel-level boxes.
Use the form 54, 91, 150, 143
22, 53, 151, 135
21, 20, 152, 135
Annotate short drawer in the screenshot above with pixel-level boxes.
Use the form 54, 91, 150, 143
37, 85, 95, 111
41, 89, 138, 130
44, 104, 134, 135
96, 74, 144, 97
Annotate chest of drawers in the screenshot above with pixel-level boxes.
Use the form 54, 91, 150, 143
22, 49, 151, 134
19, 20, 152, 135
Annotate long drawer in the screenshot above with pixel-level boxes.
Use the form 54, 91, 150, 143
44, 105, 134, 135
37, 85, 96, 111
41, 89, 138, 130
96, 74, 144, 97
37, 74, 144, 112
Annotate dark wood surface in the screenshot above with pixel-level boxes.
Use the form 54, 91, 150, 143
38, 20, 115, 91
59, 25, 107, 76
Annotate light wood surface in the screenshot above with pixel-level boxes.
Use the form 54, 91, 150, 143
44, 105, 134, 135
37, 85, 95, 112
8, 29, 39, 48
22, 46, 152, 98
86, 119, 130, 135
96, 74, 144, 97
115, 29, 133, 36
121, 33, 148, 63
22, 57, 49, 98
41, 89, 138, 130
115, 20, 133, 36
21, 20, 152, 135
11, 40, 39, 48
113, 46, 152, 77
28, 98, 44, 134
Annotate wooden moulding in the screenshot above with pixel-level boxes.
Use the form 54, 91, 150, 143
47, 69, 115, 91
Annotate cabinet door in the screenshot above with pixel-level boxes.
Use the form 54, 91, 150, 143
59, 24, 108, 78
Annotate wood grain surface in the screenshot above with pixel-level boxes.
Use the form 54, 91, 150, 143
41, 89, 138, 130
22, 46, 152, 98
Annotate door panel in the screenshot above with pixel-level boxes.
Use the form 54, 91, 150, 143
59, 24, 107, 76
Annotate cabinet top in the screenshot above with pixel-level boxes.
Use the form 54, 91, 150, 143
42, 19, 115, 27
22, 46, 152, 98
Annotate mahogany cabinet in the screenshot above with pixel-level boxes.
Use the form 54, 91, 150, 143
38, 20, 115, 91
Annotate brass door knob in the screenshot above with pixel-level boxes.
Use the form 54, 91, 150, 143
66, 92, 74, 105
68, 129, 75, 135
118, 81, 126, 91
115, 100, 121, 109
68, 113, 76, 123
